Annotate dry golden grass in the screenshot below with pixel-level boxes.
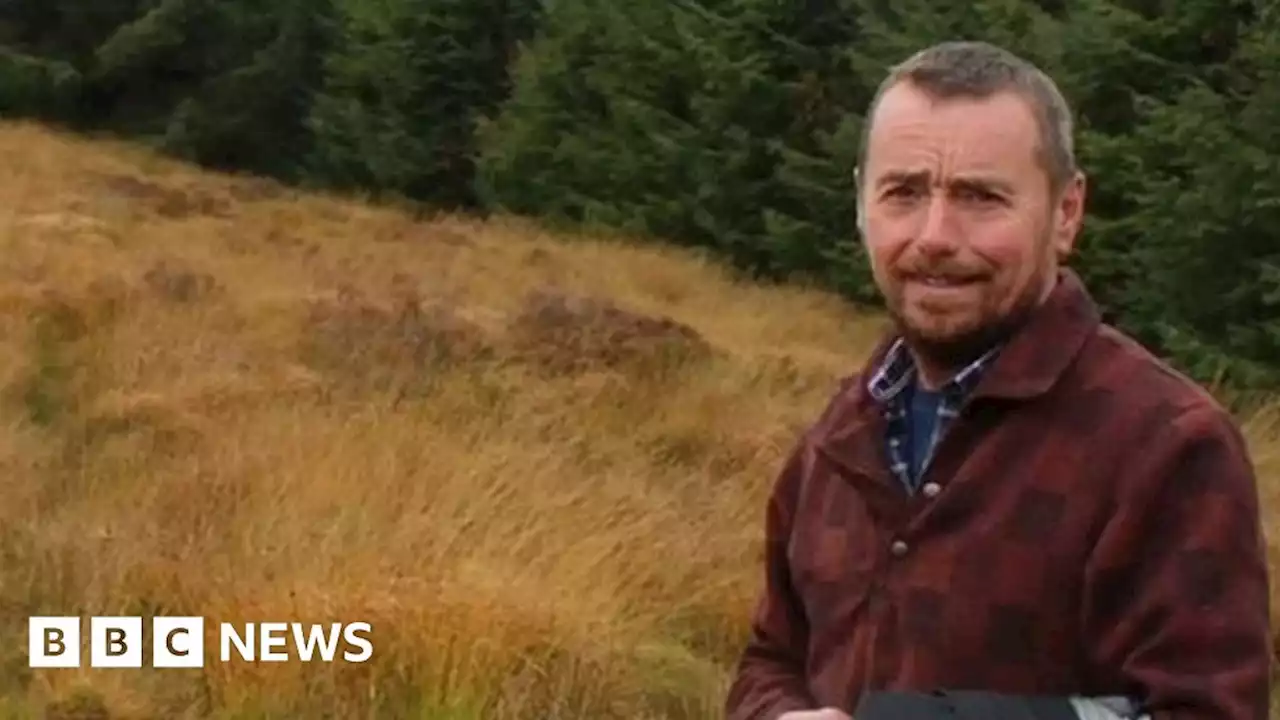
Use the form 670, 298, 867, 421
0, 120, 1276, 719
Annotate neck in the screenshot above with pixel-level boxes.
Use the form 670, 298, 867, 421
910, 344, 993, 391
913, 355, 963, 392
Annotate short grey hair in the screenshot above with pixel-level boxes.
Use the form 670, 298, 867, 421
856, 41, 1078, 193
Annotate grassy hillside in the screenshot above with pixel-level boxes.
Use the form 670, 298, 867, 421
0, 121, 1276, 719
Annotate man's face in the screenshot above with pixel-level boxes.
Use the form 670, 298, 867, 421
858, 81, 1085, 366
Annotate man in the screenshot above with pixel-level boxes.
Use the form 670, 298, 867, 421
724, 41, 1273, 720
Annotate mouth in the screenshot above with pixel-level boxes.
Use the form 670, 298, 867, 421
908, 274, 981, 288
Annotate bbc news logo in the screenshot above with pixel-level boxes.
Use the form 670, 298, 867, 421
29, 616, 373, 668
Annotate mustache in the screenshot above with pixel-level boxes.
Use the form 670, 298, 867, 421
896, 262, 988, 280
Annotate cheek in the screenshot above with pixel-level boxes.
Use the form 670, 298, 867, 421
869, 241, 901, 269
871, 248, 910, 294
973, 236, 1047, 305
863, 226, 910, 272
972, 225, 1041, 275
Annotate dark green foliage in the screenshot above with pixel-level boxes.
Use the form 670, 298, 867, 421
158, 0, 339, 179
475, 0, 871, 291
0, 0, 1276, 395
0, 45, 80, 117
1118, 1, 1280, 390
306, 0, 540, 207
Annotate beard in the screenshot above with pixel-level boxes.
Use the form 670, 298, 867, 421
888, 281, 1041, 370
883, 245, 1056, 374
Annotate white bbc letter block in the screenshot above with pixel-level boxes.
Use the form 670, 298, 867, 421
29, 617, 80, 668
153, 617, 205, 668
91, 616, 143, 668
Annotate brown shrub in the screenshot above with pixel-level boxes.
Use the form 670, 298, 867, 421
225, 176, 289, 203
506, 288, 713, 377
16, 284, 130, 428
142, 259, 220, 303
301, 283, 491, 397
94, 173, 232, 219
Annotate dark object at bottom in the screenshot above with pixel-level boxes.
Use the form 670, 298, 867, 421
854, 690, 1081, 720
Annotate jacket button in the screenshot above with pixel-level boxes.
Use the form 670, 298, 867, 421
890, 539, 909, 557
922, 482, 941, 497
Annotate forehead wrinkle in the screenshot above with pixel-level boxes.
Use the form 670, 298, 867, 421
866, 87, 1042, 174
871, 147, 1016, 188
870, 133, 1038, 200
869, 130, 1008, 173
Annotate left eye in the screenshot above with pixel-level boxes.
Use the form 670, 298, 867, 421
958, 188, 998, 203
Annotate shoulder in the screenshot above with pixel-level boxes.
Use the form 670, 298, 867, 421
1072, 323, 1254, 489
772, 370, 866, 473
762, 371, 864, 513
798, 369, 873, 449
808, 333, 898, 439
1073, 322, 1238, 430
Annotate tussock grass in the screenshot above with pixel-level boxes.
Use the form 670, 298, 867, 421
0, 120, 1275, 719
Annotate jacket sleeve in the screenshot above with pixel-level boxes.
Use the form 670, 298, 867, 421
1081, 401, 1273, 720
724, 440, 818, 720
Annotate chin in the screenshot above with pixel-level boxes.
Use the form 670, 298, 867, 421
901, 309, 981, 341
895, 305, 1001, 355
909, 325, 977, 344
906, 325, 983, 351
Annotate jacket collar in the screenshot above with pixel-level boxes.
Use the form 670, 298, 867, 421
968, 267, 1101, 400
866, 336, 1001, 404
815, 268, 1102, 485
857, 267, 1101, 406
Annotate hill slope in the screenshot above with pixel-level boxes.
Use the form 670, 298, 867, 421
0, 121, 1276, 719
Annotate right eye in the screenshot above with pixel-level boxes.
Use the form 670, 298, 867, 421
883, 185, 921, 201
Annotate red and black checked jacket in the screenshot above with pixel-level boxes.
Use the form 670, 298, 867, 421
725, 270, 1273, 720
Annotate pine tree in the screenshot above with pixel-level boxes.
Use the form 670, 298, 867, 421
0, 44, 80, 117
476, 0, 871, 286
1118, 0, 1280, 390
476, 0, 720, 239
159, 0, 339, 179
306, 0, 541, 209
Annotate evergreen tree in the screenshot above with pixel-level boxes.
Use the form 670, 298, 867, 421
477, 0, 869, 287
306, 0, 541, 208
1120, 0, 1280, 389
0, 44, 80, 117
159, 0, 339, 179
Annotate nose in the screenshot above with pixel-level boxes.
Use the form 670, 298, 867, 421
915, 193, 959, 255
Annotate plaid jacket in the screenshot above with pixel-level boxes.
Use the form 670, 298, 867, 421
724, 270, 1272, 720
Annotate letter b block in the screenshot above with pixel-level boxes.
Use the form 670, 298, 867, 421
29, 617, 80, 668
91, 617, 142, 668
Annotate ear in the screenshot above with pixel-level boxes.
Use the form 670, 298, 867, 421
1052, 170, 1087, 259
